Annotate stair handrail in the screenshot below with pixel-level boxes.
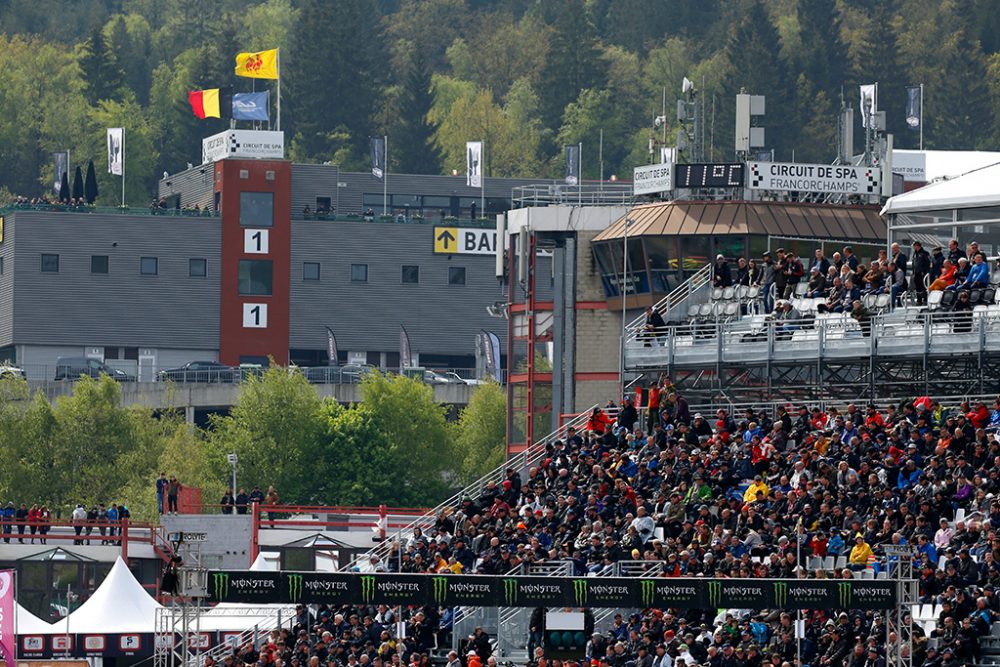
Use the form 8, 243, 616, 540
341, 410, 600, 571
625, 263, 713, 335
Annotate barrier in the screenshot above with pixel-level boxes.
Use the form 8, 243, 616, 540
203, 571, 897, 610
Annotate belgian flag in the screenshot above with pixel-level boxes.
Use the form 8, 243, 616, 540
188, 87, 233, 119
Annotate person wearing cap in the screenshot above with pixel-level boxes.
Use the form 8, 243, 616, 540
762, 250, 776, 311
849, 534, 874, 568
780, 250, 804, 299
713, 253, 732, 288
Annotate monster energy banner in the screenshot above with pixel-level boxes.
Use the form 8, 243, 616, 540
207, 572, 896, 610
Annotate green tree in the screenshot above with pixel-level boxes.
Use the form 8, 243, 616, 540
795, 0, 849, 99
87, 95, 160, 207
451, 382, 507, 484
79, 26, 124, 105
288, 0, 383, 164
393, 51, 443, 174
238, 0, 300, 55
107, 15, 154, 106
208, 366, 329, 504
536, 0, 606, 132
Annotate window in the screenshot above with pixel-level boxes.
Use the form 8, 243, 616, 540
0, 257, 4, 275
239, 192, 274, 227
238, 260, 273, 295
303, 262, 320, 281
448, 266, 466, 285
91, 255, 109, 274
41, 254, 59, 272
351, 264, 368, 283
140, 257, 158, 275
401, 265, 419, 284
189, 258, 207, 277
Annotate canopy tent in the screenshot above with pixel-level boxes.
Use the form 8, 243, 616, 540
882, 162, 1000, 215
46, 557, 162, 634
17, 602, 54, 635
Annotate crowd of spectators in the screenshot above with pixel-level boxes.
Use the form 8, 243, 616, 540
322, 383, 1000, 667
709, 239, 997, 315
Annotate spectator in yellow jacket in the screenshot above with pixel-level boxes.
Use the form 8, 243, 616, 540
743, 475, 769, 503
849, 535, 874, 567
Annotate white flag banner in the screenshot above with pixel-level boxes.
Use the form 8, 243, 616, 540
107, 128, 124, 175
466, 140, 482, 188
859, 84, 877, 129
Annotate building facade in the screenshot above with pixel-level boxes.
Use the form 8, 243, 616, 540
0, 160, 540, 379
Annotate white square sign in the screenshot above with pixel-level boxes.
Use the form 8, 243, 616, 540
244, 228, 269, 254
242, 303, 268, 328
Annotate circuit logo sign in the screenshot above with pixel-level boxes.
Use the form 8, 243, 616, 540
501, 578, 518, 606
432, 577, 448, 605
360, 576, 376, 604
212, 573, 228, 600
572, 579, 588, 606
288, 574, 303, 602
838, 582, 852, 608
640, 580, 654, 607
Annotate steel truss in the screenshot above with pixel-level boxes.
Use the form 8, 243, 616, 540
884, 546, 918, 667
655, 353, 1000, 405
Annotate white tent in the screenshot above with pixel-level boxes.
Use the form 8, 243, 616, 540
882, 162, 1000, 215
16, 602, 54, 635
47, 557, 162, 634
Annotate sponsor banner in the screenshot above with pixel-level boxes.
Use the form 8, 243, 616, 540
286, 572, 354, 605
205, 572, 897, 610
706, 580, 770, 609
638, 579, 702, 609
747, 161, 880, 196
498, 576, 566, 607
633, 162, 673, 196
208, 571, 281, 603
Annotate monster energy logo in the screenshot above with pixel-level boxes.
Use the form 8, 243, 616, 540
288, 574, 303, 602
572, 579, 588, 606
707, 581, 722, 608
432, 577, 449, 605
773, 582, 788, 607
640, 580, 655, 607
838, 582, 852, 608
502, 578, 518, 606
360, 576, 376, 603
212, 572, 229, 600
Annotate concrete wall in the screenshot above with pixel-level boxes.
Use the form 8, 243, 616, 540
574, 230, 623, 410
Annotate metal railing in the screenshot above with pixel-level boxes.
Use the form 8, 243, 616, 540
625, 308, 1000, 370
625, 263, 713, 332
511, 183, 634, 207
340, 408, 600, 572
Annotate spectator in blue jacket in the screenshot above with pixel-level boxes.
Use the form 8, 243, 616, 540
897, 459, 923, 490
949, 253, 989, 290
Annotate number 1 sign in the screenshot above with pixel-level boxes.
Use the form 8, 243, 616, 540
242, 303, 268, 328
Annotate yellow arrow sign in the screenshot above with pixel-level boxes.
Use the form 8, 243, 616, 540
434, 227, 458, 253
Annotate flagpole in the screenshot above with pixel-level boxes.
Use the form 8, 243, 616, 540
276, 48, 281, 132
480, 140, 485, 220
121, 129, 126, 208
383, 135, 388, 216
578, 141, 583, 205
919, 83, 924, 151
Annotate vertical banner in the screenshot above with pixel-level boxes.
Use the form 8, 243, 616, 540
564, 145, 580, 185
466, 141, 482, 188
400, 325, 412, 369
859, 84, 877, 128
325, 327, 339, 367
905, 86, 921, 131
107, 128, 124, 176
370, 137, 386, 181
53, 152, 69, 196
486, 331, 502, 382
0, 569, 15, 667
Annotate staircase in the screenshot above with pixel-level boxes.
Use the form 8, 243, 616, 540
625, 262, 712, 332
341, 408, 600, 572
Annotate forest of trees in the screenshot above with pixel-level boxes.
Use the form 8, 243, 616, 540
0, 0, 998, 206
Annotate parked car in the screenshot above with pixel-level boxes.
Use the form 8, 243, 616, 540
443, 371, 488, 386
54, 357, 136, 382
423, 370, 464, 385
303, 364, 375, 384
0, 364, 26, 379
157, 361, 237, 383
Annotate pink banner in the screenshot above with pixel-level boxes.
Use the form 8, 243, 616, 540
0, 569, 14, 667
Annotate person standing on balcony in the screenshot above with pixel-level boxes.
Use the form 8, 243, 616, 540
166, 475, 181, 515
712, 254, 732, 288
155, 472, 167, 514
235, 488, 249, 514
911, 241, 931, 305
761, 251, 776, 311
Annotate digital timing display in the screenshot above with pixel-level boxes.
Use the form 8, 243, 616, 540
674, 163, 745, 188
